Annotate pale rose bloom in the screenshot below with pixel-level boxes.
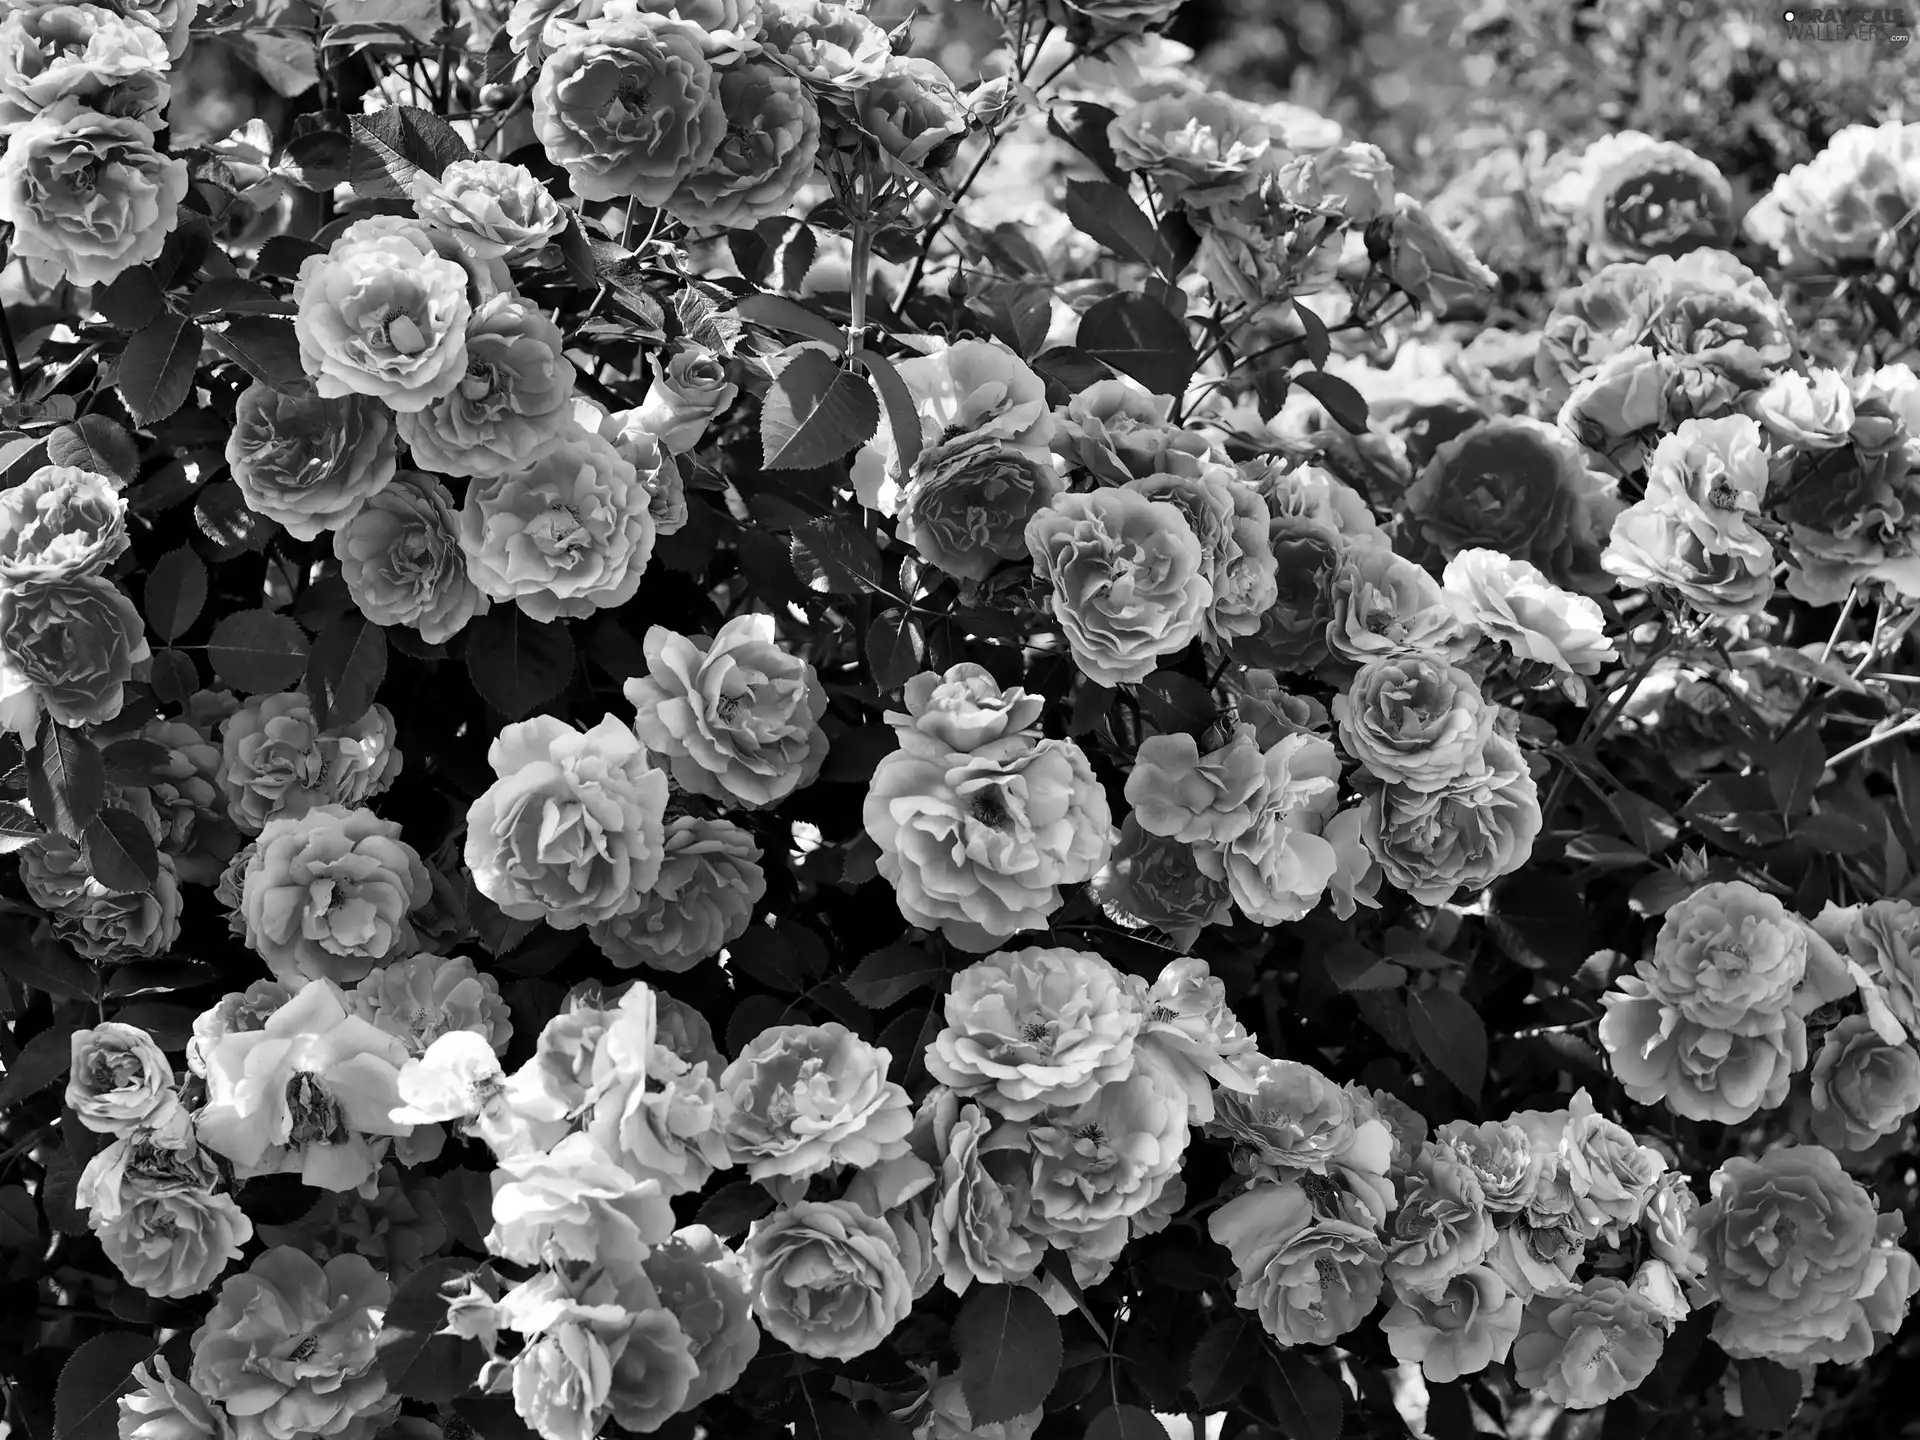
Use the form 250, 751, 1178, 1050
853, 339, 1054, 513
624, 614, 828, 808
1810, 1015, 1920, 1151
0, 3, 171, 132
95, 1187, 252, 1299
188, 980, 293, 1078
408, 159, 566, 260
1051, 377, 1184, 484
1087, 817, 1234, 950
397, 292, 578, 480
195, 979, 414, 1192
719, 1022, 913, 1183
1542, 132, 1732, 265
1442, 550, 1616, 677
76, 1107, 215, 1223
1557, 344, 1667, 476
1126, 956, 1261, 1123
66, 1022, 176, 1135
219, 693, 401, 835
464, 715, 670, 930
865, 731, 1113, 953
1274, 140, 1396, 222
1559, 1088, 1666, 1236
1631, 1258, 1692, 1326
1357, 731, 1542, 906
1641, 1173, 1706, 1285
1125, 727, 1269, 846
594, 406, 688, 535
1603, 496, 1776, 617
21, 833, 180, 960
923, 1093, 1044, 1294
1811, 898, 1920, 1043
1601, 986, 1804, 1124
889, 663, 1044, 760
511, 1324, 612, 1440
488, 1130, 677, 1268
458, 427, 653, 622
240, 805, 427, 986
0, 101, 185, 286
1025, 487, 1211, 686
118, 1356, 232, 1440
1207, 1057, 1396, 1224
857, 55, 966, 171
350, 952, 511, 1055
332, 472, 488, 644
1108, 91, 1271, 207
669, 60, 821, 228
0, 574, 150, 735
584, 985, 731, 1195
1208, 1180, 1387, 1347
1247, 459, 1387, 549
389, 1029, 566, 1160
1324, 544, 1472, 671
925, 947, 1142, 1119
1022, 1072, 1188, 1237
1323, 804, 1383, 921
589, 815, 765, 972
898, 439, 1068, 584
294, 221, 472, 412
1511, 1278, 1667, 1409
531, 5, 726, 204
0, 464, 127, 585
844, 1151, 939, 1300
1434, 1119, 1540, 1214
757, 0, 890, 88
631, 343, 738, 455
1385, 1144, 1497, 1293
638, 1227, 760, 1410
1643, 416, 1771, 541
1197, 731, 1343, 926
1380, 1268, 1522, 1383
1753, 368, 1854, 449
1744, 120, 1920, 266
1385, 194, 1498, 318
225, 383, 399, 540
1334, 653, 1493, 792
743, 1199, 915, 1359
1125, 462, 1278, 643
189, 1248, 392, 1440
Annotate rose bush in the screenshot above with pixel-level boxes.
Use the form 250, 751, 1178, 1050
1, 7, 1918, 1440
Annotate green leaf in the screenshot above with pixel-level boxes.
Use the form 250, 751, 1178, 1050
1047, 102, 1126, 184
142, 547, 208, 643
350, 105, 473, 199
1292, 299, 1332, 368
762, 351, 879, 471
1293, 370, 1370, 434
54, 1331, 157, 1440
93, 267, 164, 332
1063, 179, 1171, 271
376, 1257, 481, 1385
205, 317, 307, 395
208, 609, 312, 694
304, 611, 388, 729
1323, 942, 1407, 992
693, 1180, 776, 1239
790, 515, 887, 595
0, 1022, 74, 1112
149, 649, 198, 707
45, 416, 138, 482
107, 1001, 195, 1050
1407, 986, 1487, 1105
845, 942, 945, 1008
28, 717, 104, 840
462, 606, 576, 721
1136, 670, 1216, 736
1188, 1316, 1262, 1408
1075, 292, 1196, 397
84, 807, 160, 895
1264, 1351, 1344, 1440
0, 800, 45, 852
1084, 1407, 1172, 1440
735, 292, 846, 352
117, 315, 203, 426
1768, 726, 1825, 818
188, 278, 295, 318
853, 347, 923, 478
1737, 1359, 1802, 1433
866, 608, 924, 694
953, 1284, 1062, 1426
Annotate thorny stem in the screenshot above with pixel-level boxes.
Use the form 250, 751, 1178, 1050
1537, 623, 1674, 835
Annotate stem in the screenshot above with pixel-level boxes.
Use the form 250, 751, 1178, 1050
847, 189, 872, 354
1820, 585, 1861, 665
1538, 623, 1674, 833
1824, 714, 1920, 774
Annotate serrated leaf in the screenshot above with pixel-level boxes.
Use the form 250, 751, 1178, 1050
1075, 292, 1196, 397
188, 277, 295, 318
0, 799, 44, 852
28, 718, 104, 840
377, 1257, 480, 1384
94, 266, 164, 331
1047, 102, 1126, 184
1323, 943, 1407, 992
1064, 179, 1171, 271
208, 609, 311, 694
205, 317, 307, 394
462, 607, 575, 720
735, 292, 846, 351
953, 1285, 1062, 1426
1085, 1407, 1172, 1440
54, 1331, 156, 1440
117, 315, 203, 426
693, 1180, 776, 1239
84, 807, 160, 895
1264, 1351, 1344, 1440
143, 547, 208, 642
1407, 987, 1487, 1105
0, 1023, 74, 1111
1737, 1359, 1801, 1433
1188, 1316, 1262, 1408
46, 416, 138, 482
762, 351, 878, 470
1292, 299, 1332, 368
791, 515, 886, 595
100, 738, 174, 788
845, 942, 945, 1008
350, 105, 472, 199
304, 611, 387, 729
1293, 370, 1370, 434
852, 347, 922, 478
866, 608, 924, 694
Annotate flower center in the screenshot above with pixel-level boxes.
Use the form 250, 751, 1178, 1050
1020, 1019, 1053, 1045
1149, 1005, 1179, 1025
970, 788, 1011, 829
285, 1071, 349, 1149
289, 1335, 319, 1362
